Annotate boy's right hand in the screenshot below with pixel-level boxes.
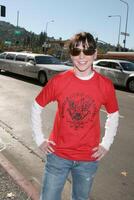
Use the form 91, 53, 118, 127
39, 139, 56, 154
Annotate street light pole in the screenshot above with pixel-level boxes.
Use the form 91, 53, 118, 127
16, 10, 19, 27
120, 0, 129, 50
108, 15, 121, 51
45, 20, 54, 40
43, 20, 54, 54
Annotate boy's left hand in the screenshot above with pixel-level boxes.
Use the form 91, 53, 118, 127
92, 145, 108, 161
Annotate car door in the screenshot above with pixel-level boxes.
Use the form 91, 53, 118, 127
0, 53, 7, 71
14, 54, 27, 75
103, 62, 119, 84
4, 53, 16, 73
106, 62, 124, 85
94, 61, 119, 85
94, 61, 109, 77
112, 63, 127, 86
23, 56, 38, 78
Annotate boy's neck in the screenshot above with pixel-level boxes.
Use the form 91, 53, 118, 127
73, 67, 93, 78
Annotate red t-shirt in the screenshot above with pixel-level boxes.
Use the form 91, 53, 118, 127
35, 70, 118, 161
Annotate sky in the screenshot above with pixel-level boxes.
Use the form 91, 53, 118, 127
0, 0, 134, 49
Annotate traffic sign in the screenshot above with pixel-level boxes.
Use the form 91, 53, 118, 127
15, 30, 21, 35
121, 32, 130, 36
4, 40, 12, 45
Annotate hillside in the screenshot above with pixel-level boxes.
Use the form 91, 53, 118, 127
0, 21, 35, 45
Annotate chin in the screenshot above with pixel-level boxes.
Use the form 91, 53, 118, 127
76, 65, 91, 72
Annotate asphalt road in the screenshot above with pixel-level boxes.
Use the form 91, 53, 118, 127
0, 71, 134, 200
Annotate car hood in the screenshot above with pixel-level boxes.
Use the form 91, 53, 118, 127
36, 64, 73, 71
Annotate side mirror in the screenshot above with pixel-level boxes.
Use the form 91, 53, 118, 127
28, 60, 36, 65
115, 65, 122, 71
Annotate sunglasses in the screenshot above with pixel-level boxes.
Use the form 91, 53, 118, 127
70, 47, 96, 56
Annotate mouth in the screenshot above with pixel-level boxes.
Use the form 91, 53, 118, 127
78, 61, 87, 65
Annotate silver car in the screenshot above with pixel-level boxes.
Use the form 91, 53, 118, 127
93, 59, 134, 92
0, 52, 72, 85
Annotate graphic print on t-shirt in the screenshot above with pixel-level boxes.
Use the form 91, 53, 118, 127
61, 92, 97, 130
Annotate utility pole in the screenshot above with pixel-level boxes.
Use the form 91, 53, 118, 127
120, 0, 129, 51
108, 15, 121, 51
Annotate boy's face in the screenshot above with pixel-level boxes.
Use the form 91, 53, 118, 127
70, 42, 97, 77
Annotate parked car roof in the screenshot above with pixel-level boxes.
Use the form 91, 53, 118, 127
2, 51, 53, 57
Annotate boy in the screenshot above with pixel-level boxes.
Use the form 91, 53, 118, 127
31, 32, 119, 200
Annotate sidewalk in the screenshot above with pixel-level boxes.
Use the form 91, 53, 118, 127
0, 124, 41, 200
0, 127, 70, 200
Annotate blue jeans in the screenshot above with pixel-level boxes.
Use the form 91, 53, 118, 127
40, 153, 98, 200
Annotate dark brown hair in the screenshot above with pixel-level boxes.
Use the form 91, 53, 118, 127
69, 32, 96, 51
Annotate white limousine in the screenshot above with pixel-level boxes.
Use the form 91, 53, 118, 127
0, 51, 72, 85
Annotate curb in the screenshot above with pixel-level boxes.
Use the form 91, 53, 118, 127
0, 152, 40, 200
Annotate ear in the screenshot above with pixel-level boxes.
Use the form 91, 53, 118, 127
93, 49, 97, 60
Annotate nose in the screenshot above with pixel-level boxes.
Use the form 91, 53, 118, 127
79, 50, 85, 58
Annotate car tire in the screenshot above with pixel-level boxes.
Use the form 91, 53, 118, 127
127, 79, 134, 92
38, 71, 47, 86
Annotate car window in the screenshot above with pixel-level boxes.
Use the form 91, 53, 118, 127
35, 56, 62, 64
109, 62, 120, 69
16, 54, 27, 62
120, 62, 134, 71
95, 61, 109, 68
6, 54, 15, 60
0, 53, 7, 59
95, 61, 122, 70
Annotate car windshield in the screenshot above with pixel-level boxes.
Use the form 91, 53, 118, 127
35, 56, 62, 65
120, 62, 134, 71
